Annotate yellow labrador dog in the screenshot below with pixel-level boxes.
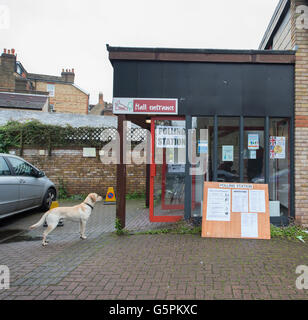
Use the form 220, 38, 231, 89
30, 193, 102, 246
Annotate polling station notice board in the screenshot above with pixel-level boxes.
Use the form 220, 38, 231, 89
201, 182, 270, 240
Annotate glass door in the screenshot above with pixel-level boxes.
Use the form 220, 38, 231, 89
150, 117, 186, 222
269, 118, 290, 219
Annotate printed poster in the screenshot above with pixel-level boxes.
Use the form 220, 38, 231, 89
206, 188, 231, 221
156, 126, 186, 149
270, 136, 285, 159
198, 140, 208, 154
241, 213, 259, 238
249, 190, 266, 213
248, 134, 259, 150
222, 146, 234, 162
168, 164, 185, 173
232, 189, 249, 213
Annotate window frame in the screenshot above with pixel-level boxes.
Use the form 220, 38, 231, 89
0, 156, 12, 176
7, 157, 37, 177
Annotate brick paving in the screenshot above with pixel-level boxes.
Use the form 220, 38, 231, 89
0, 199, 308, 300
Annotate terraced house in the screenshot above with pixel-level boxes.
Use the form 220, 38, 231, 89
0, 48, 89, 114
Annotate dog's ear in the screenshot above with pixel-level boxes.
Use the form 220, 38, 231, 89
89, 194, 96, 202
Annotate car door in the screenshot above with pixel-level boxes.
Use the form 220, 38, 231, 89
7, 156, 43, 211
0, 156, 19, 216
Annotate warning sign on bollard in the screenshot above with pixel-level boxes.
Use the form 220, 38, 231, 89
105, 187, 116, 205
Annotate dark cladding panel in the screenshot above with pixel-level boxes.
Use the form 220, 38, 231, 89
186, 63, 243, 116
113, 60, 294, 117
137, 62, 164, 97
242, 64, 294, 117
113, 61, 138, 97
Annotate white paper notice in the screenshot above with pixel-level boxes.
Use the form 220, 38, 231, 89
207, 188, 231, 221
241, 213, 258, 238
249, 190, 266, 213
232, 189, 248, 213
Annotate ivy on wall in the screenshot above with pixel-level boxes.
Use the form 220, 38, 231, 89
0, 120, 116, 155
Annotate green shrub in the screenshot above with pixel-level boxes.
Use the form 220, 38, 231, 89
270, 224, 308, 241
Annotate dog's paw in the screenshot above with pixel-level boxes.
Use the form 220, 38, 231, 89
42, 242, 48, 247
80, 236, 87, 240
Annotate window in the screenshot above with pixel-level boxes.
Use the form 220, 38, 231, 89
47, 84, 55, 97
269, 118, 290, 218
49, 104, 55, 112
0, 157, 11, 176
8, 157, 35, 176
218, 117, 240, 183
16, 64, 22, 75
243, 118, 265, 183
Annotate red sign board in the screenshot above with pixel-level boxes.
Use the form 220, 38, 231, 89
134, 99, 177, 113
113, 98, 178, 115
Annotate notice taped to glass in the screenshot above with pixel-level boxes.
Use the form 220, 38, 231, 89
156, 126, 186, 148
206, 188, 231, 221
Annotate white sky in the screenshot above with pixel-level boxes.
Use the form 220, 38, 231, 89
0, 0, 279, 104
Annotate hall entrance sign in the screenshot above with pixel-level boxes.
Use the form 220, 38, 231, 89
202, 182, 270, 240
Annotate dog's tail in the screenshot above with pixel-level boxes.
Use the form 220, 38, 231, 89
29, 211, 50, 230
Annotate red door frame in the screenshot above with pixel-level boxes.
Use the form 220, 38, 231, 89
150, 116, 185, 222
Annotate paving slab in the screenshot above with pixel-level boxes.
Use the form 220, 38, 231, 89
0, 200, 308, 300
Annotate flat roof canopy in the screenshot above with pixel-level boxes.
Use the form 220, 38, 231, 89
108, 45, 295, 118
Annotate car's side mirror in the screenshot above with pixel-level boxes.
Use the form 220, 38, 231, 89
32, 169, 45, 178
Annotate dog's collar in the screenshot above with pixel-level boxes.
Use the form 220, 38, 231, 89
85, 203, 94, 210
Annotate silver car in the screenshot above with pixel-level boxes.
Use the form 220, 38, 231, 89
0, 153, 57, 219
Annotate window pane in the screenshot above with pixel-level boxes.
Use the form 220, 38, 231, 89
217, 117, 240, 182
47, 84, 55, 97
9, 157, 33, 176
269, 118, 290, 219
243, 118, 265, 183
0, 157, 11, 176
191, 117, 213, 217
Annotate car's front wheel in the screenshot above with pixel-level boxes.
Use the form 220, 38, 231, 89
41, 188, 56, 212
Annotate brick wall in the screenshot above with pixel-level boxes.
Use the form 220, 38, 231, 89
35, 82, 89, 114
12, 147, 146, 198
292, 0, 308, 227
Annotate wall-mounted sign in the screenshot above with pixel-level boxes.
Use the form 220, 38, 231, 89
113, 98, 178, 115
83, 148, 96, 157
222, 145, 234, 162
270, 136, 286, 159
248, 134, 259, 150
156, 126, 186, 148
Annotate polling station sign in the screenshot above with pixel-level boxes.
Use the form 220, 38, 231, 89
156, 126, 186, 148
113, 98, 178, 115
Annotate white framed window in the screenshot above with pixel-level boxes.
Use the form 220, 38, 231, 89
47, 84, 55, 97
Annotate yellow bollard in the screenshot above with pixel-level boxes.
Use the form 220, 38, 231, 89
104, 187, 116, 205
50, 201, 59, 210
